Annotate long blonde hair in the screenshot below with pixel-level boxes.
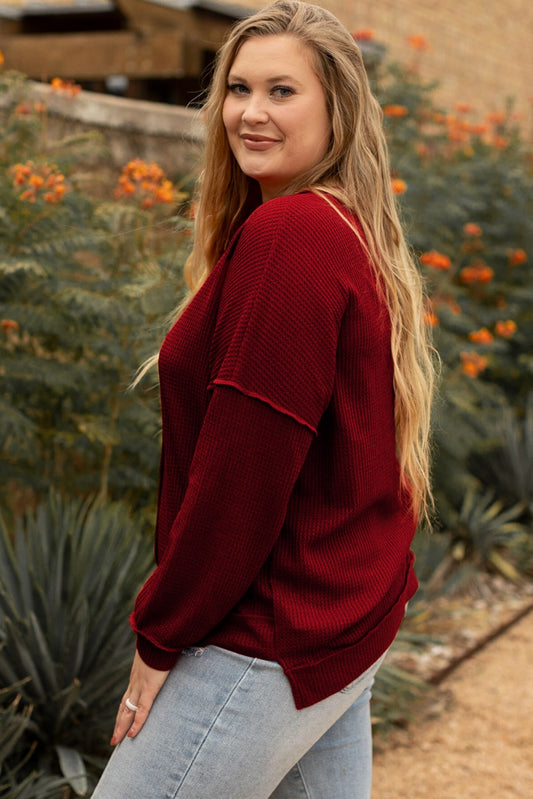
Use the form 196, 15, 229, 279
157, 0, 435, 523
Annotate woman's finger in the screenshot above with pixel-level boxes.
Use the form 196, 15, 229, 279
125, 691, 154, 740
110, 652, 170, 745
110, 694, 140, 745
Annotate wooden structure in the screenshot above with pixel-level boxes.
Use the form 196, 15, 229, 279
0, 0, 249, 101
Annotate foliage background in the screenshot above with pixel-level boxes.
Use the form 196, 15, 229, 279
0, 36, 532, 796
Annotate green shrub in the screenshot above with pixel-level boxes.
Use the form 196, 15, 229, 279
370, 43, 533, 575
0, 76, 192, 521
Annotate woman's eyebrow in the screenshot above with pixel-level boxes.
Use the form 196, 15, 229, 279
227, 72, 302, 86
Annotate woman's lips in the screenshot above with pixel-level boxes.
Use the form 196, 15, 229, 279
240, 133, 280, 150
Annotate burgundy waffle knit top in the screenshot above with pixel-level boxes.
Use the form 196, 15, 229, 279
130, 191, 418, 709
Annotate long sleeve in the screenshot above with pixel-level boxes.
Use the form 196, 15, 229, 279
131, 385, 314, 670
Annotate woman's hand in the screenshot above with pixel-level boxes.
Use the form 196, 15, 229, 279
110, 651, 170, 745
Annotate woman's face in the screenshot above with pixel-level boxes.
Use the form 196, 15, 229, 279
222, 35, 332, 202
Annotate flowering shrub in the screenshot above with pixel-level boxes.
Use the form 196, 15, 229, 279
114, 158, 183, 209
12, 161, 67, 203
369, 32, 533, 565
0, 72, 191, 515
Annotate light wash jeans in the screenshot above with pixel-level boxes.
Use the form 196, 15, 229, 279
92, 645, 385, 799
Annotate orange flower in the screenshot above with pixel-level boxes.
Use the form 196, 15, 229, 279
384, 104, 409, 118
115, 159, 176, 207
19, 188, 36, 202
420, 250, 451, 270
463, 223, 482, 238
15, 102, 33, 116
459, 263, 494, 284
51, 77, 81, 96
508, 248, 527, 266
487, 111, 506, 125
456, 103, 472, 114
12, 161, 67, 203
460, 351, 488, 377
407, 34, 431, 51
391, 178, 407, 195
15, 100, 47, 116
1, 319, 19, 333
45, 173, 63, 189
447, 126, 469, 144
44, 180, 66, 203
155, 179, 174, 204
424, 311, 439, 326
353, 29, 374, 41
124, 159, 165, 184
492, 135, 509, 150
468, 327, 493, 344
0, 50, 4, 68
494, 320, 517, 338
116, 176, 135, 195
13, 163, 33, 184
471, 123, 489, 136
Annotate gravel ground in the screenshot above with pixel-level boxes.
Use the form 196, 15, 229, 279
372, 608, 533, 798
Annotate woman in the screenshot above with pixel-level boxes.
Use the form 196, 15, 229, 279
93, 2, 434, 797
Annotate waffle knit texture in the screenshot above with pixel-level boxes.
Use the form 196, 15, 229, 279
130, 191, 418, 709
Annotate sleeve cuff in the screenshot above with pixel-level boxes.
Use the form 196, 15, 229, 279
135, 631, 181, 671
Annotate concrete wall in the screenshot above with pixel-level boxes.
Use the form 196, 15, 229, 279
0, 81, 204, 177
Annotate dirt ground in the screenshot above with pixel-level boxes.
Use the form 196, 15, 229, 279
372, 607, 533, 798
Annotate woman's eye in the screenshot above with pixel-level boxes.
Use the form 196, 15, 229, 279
272, 86, 294, 98
227, 83, 249, 95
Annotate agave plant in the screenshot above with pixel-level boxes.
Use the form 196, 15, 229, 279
469, 393, 533, 517
453, 485, 527, 580
0, 492, 153, 793
371, 660, 428, 732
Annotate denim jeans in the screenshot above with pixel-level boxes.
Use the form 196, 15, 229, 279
92, 645, 385, 799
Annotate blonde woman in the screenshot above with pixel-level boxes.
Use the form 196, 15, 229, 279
93, 2, 434, 797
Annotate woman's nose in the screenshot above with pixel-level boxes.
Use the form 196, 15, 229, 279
241, 94, 269, 125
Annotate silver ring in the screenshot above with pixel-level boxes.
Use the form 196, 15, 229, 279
125, 698, 139, 712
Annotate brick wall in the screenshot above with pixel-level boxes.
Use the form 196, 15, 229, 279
239, 0, 533, 136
